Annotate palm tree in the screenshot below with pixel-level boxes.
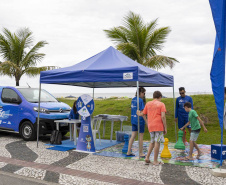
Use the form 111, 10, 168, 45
104, 11, 178, 69
0, 27, 55, 86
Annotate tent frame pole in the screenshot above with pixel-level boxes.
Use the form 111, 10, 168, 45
37, 83, 41, 148
92, 84, 95, 120
93, 87, 94, 100
137, 81, 140, 159
173, 86, 177, 142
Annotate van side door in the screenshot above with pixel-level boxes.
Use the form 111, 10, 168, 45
0, 88, 21, 131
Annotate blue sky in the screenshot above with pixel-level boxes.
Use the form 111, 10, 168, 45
0, 0, 216, 95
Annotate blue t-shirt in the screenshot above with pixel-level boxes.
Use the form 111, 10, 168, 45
131, 97, 145, 125
69, 109, 79, 119
175, 95, 193, 118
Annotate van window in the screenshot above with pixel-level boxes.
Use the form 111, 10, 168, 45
17, 88, 58, 103
1, 88, 20, 103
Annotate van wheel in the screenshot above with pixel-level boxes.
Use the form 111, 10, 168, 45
20, 121, 36, 141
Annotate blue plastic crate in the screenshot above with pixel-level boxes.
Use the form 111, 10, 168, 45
211, 144, 226, 160
116, 131, 131, 142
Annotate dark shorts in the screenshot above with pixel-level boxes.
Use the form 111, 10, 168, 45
178, 115, 191, 129
132, 124, 145, 133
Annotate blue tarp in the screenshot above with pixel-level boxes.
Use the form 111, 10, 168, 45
209, 0, 226, 166
40, 46, 174, 88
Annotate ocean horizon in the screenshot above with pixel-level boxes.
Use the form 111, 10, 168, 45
53, 92, 212, 99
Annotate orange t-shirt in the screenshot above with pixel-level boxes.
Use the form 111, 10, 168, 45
143, 99, 166, 132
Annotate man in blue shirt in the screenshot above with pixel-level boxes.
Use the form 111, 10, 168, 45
126, 87, 147, 157
175, 87, 193, 144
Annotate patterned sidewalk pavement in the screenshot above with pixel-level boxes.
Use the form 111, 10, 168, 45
0, 132, 226, 185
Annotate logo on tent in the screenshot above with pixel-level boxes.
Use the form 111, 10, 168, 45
123, 73, 133, 80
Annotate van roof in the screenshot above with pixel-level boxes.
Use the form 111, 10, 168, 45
0, 86, 38, 89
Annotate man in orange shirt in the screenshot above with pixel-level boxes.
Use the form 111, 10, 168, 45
137, 91, 167, 165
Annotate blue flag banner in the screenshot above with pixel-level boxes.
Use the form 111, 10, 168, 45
209, 0, 226, 166
76, 116, 95, 153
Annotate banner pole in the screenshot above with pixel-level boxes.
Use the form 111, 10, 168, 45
173, 86, 177, 142
137, 81, 140, 159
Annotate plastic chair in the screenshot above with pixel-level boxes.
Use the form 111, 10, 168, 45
91, 117, 102, 146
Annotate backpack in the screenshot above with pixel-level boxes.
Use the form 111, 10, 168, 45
50, 130, 62, 145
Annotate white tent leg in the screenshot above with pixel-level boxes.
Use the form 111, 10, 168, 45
93, 87, 94, 100
37, 83, 41, 148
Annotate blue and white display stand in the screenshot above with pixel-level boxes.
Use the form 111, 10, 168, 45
76, 94, 95, 153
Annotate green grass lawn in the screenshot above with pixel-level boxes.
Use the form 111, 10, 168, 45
58, 95, 226, 145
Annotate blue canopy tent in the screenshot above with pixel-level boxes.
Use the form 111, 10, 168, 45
37, 46, 175, 156
40, 46, 173, 88
209, 0, 226, 166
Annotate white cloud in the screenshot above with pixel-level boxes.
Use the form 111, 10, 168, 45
0, 0, 219, 94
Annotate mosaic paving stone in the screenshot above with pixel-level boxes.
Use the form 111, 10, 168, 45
15, 167, 46, 180
26, 141, 69, 164
186, 166, 226, 185
67, 154, 163, 184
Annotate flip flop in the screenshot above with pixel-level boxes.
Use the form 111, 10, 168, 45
152, 161, 164, 166
145, 159, 151, 165
126, 153, 136, 157
140, 155, 146, 158
196, 153, 203, 159
184, 156, 194, 161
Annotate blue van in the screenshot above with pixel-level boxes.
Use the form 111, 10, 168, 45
0, 86, 71, 141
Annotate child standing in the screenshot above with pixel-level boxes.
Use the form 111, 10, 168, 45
137, 91, 167, 165
126, 87, 147, 157
180, 102, 207, 160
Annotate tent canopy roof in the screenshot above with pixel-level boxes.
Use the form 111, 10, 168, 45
40, 46, 174, 88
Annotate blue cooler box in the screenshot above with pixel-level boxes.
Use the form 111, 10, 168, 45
211, 144, 226, 160
116, 131, 131, 142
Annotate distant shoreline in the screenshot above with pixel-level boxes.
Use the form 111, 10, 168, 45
53, 92, 212, 99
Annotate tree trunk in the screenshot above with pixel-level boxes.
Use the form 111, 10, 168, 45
15, 74, 20, 86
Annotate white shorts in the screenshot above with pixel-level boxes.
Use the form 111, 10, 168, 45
150, 131, 165, 143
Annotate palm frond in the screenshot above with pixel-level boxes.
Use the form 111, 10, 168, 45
123, 11, 145, 55
123, 11, 144, 34
16, 28, 33, 65
2, 28, 15, 45
17, 28, 33, 47
146, 18, 158, 36
0, 61, 20, 77
22, 41, 48, 67
144, 55, 179, 69
117, 42, 143, 63
104, 11, 178, 69
0, 34, 12, 61
147, 27, 171, 53
104, 27, 128, 43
